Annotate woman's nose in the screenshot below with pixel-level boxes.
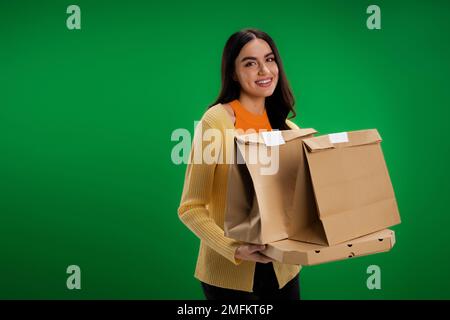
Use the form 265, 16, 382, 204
258, 63, 270, 75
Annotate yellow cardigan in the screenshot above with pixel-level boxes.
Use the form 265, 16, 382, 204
177, 103, 302, 292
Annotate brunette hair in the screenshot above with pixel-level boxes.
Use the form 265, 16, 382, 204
209, 28, 296, 130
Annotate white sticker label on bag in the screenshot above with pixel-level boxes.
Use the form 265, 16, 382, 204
329, 132, 349, 143
261, 131, 286, 146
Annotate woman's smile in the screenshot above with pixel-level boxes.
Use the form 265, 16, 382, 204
255, 77, 273, 87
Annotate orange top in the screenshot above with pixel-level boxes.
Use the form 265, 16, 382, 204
229, 99, 272, 133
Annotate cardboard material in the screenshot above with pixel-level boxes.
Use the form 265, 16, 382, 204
263, 229, 396, 265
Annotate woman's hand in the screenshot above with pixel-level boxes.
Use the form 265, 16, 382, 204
235, 244, 274, 263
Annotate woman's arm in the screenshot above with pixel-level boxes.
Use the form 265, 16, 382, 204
177, 119, 242, 265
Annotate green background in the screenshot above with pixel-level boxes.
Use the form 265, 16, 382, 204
1, 0, 449, 299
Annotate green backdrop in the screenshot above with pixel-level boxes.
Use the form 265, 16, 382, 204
1, 0, 449, 299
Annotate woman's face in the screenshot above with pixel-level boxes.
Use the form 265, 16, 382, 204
234, 38, 279, 98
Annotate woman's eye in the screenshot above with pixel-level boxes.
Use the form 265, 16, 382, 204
245, 58, 275, 67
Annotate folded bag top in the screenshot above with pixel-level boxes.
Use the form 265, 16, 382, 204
302, 129, 382, 152
235, 128, 317, 146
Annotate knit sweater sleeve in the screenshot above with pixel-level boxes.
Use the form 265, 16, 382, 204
177, 119, 242, 265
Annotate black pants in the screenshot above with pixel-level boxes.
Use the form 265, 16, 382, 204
201, 262, 300, 300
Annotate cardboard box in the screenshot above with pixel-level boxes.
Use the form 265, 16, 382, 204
263, 229, 396, 265
224, 129, 401, 248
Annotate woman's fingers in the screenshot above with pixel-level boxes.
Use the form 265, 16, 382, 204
235, 244, 274, 263
252, 252, 273, 263
247, 244, 266, 254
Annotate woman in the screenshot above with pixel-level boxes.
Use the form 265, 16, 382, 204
178, 28, 301, 300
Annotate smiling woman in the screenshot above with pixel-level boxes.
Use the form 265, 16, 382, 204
235, 40, 279, 103
210, 28, 297, 130
177, 28, 301, 300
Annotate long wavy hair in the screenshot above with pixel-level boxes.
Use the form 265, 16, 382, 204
208, 28, 296, 130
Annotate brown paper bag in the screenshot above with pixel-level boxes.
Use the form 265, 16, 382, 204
288, 129, 401, 245
224, 129, 317, 244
